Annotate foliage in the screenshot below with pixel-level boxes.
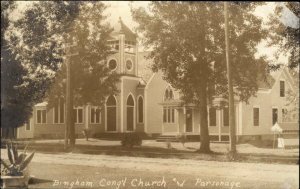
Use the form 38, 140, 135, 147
46, 2, 120, 108
268, 2, 299, 70
1, 1, 32, 131
0, 142, 35, 176
1, 2, 81, 130
131, 2, 269, 153
121, 132, 143, 148
4, 2, 120, 145
285, 70, 299, 121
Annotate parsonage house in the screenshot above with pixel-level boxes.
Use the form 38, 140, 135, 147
2, 19, 299, 142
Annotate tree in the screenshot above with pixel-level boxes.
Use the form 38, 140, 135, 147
131, 2, 269, 153
1, 1, 26, 138
5, 2, 120, 147
268, 2, 299, 70
2, 2, 82, 137
46, 2, 119, 148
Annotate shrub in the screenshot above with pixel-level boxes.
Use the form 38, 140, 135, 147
121, 132, 143, 148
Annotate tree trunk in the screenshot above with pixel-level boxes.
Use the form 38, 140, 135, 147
65, 41, 76, 150
69, 54, 75, 149
198, 83, 211, 153
224, 2, 237, 154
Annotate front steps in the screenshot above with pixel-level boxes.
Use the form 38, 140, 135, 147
156, 135, 179, 142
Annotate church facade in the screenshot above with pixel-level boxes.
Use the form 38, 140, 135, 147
8, 19, 298, 141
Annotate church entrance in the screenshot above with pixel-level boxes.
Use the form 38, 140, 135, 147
126, 95, 134, 131
106, 95, 117, 131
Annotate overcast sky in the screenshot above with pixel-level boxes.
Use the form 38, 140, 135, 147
12, 1, 300, 65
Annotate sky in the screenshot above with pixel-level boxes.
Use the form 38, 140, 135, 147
11, 1, 300, 65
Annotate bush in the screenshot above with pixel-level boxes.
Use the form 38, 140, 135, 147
121, 132, 143, 148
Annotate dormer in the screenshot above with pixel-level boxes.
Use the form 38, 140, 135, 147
107, 17, 138, 76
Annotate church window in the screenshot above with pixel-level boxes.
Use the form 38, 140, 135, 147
126, 60, 133, 71
108, 59, 117, 70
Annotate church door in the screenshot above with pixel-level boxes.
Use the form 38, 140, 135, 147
126, 95, 134, 131
106, 95, 117, 131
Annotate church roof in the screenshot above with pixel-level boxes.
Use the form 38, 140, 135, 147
111, 17, 137, 42
257, 74, 276, 89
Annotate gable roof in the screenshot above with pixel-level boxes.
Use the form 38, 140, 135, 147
257, 74, 276, 89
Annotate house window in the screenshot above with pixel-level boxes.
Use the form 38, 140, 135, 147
253, 108, 259, 126
209, 107, 217, 126
91, 107, 101, 124
163, 107, 175, 123
223, 107, 229, 126
25, 120, 31, 131
280, 81, 285, 97
138, 97, 144, 123
272, 108, 278, 125
54, 98, 64, 124
73, 107, 83, 124
37, 109, 47, 124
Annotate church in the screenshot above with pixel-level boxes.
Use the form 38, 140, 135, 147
8, 19, 299, 142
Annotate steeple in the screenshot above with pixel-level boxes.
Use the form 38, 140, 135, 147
111, 17, 137, 42
107, 17, 139, 76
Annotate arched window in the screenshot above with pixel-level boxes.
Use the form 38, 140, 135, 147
138, 96, 144, 123
106, 95, 117, 131
164, 90, 169, 101
164, 86, 174, 101
126, 95, 135, 131
163, 86, 175, 124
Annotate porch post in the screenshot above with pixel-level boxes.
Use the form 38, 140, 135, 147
218, 109, 222, 142
85, 105, 89, 129
183, 107, 186, 133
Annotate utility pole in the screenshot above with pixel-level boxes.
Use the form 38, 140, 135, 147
224, 2, 237, 154
64, 39, 78, 150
